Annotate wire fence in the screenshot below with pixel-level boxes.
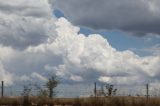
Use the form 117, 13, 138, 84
1, 82, 160, 98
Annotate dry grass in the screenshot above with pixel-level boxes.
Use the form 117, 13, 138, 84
0, 96, 160, 106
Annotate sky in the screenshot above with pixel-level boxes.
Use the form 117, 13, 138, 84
0, 0, 160, 97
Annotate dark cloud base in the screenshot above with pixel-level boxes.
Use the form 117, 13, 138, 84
54, 0, 160, 36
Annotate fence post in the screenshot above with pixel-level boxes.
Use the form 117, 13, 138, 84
1, 81, 4, 98
146, 83, 149, 100
94, 82, 97, 97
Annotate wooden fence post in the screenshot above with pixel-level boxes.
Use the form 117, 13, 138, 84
1, 81, 4, 98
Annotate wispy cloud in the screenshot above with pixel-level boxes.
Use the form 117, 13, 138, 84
130, 44, 160, 55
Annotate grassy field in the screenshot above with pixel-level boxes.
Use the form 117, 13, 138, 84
0, 96, 160, 106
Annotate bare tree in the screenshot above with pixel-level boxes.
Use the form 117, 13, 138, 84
45, 75, 58, 98
21, 85, 32, 106
105, 84, 117, 96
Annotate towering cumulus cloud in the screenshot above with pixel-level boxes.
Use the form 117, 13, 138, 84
28, 18, 160, 85
0, 0, 159, 88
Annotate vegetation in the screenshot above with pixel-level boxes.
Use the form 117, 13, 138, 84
1, 79, 157, 106
105, 84, 117, 96
1, 97, 160, 106
45, 75, 58, 98
21, 85, 32, 106
16, 75, 59, 106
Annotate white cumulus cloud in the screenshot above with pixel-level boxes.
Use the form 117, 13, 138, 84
26, 17, 160, 85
